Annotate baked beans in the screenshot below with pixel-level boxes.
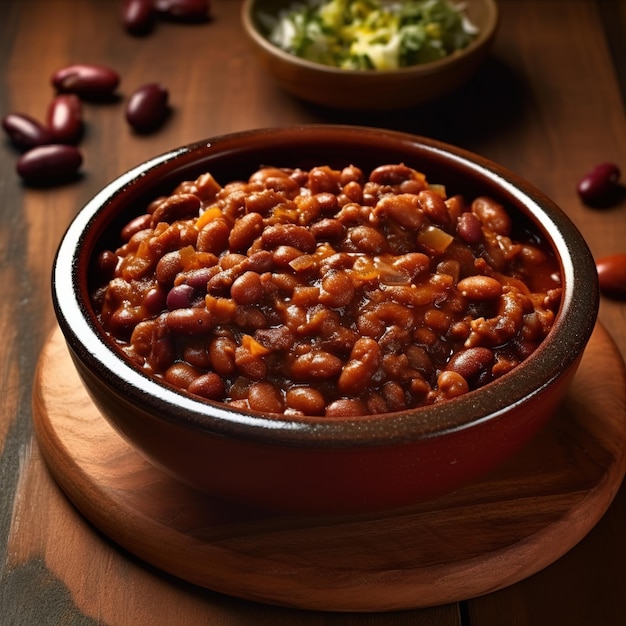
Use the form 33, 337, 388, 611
91, 163, 562, 417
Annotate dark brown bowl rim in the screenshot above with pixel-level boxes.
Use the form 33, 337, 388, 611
52, 125, 598, 448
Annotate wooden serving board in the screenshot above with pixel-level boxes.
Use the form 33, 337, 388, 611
32, 324, 626, 612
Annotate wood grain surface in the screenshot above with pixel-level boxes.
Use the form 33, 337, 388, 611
2, 1, 626, 625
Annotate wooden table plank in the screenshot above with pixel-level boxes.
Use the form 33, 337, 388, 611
1, 0, 625, 624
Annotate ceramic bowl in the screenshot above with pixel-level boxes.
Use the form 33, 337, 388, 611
52, 125, 598, 515
241, 0, 499, 110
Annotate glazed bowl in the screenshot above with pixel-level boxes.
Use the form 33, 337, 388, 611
241, 0, 499, 110
52, 125, 598, 516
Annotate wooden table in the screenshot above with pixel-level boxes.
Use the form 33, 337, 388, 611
2, 1, 626, 624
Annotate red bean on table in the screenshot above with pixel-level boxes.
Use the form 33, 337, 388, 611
46, 94, 83, 144
595, 253, 626, 299
51, 63, 120, 99
577, 162, 621, 206
125, 83, 170, 133
154, 0, 211, 22
16, 144, 82, 184
2, 112, 53, 150
121, 0, 156, 35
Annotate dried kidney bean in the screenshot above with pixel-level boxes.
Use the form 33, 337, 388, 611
125, 83, 170, 133
46, 94, 83, 144
122, 0, 156, 35
52, 63, 120, 99
154, 0, 210, 22
595, 253, 626, 299
577, 162, 622, 207
2, 112, 53, 150
16, 144, 82, 184
92, 163, 562, 416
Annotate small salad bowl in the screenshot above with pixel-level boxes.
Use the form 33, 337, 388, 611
241, 0, 499, 111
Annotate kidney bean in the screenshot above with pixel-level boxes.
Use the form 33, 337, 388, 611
446, 347, 494, 382
338, 337, 382, 395
325, 398, 368, 417
595, 253, 626, 299
456, 211, 482, 244
2, 112, 53, 150
290, 350, 343, 380
166, 307, 212, 334
125, 83, 170, 133
151, 193, 201, 226
51, 64, 120, 99
122, 0, 156, 35
197, 218, 231, 254
248, 381, 284, 413
285, 387, 325, 416
457, 275, 503, 300
231, 271, 264, 305
187, 372, 225, 400
418, 190, 450, 226
374, 194, 423, 230
46, 94, 83, 144
166, 283, 196, 310
471, 196, 512, 236
16, 144, 82, 184
229, 212, 264, 251
577, 162, 621, 206
437, 370, 469, 400
154, 0, 210, 22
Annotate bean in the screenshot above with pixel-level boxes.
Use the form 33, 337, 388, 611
143, 286, 167, 313
418, 190, 450, 226
577, 162, 621, 206
345, 224, 388, 254
247, 382, 284, 413
595, 253, 626, 299
231, 271, 264, 305
437, 370, 469, 399
51, 63, 120, 99
166, 307, 212, 334
369, 163, 418, 186
261, 223, 317, 253
338, 337, 382, 395
374, 194, 423, 230
121, 214, 152, 241
187, 372, 225, 400
46, 94, 83, 144
209, 336, 237, 375
154, 0, 211, 22
125, 83, 170, 133
471, 197, 512, 236
325, 398, 368, 417
2, 112, 53, 150
121, 0, 156, 35
166, 283, 195, 310
16, 144, 82, 184
151, 192, 201, 225
290, 350, 343, 380
319, 270, 355, 307
456, 211, 482, 244
229, 211, 264, 251
457, 275, 503, 300
285, 386, 326, 416
165, 362, 201, 389
197, 217, 230, 254
446, 347, 494, 382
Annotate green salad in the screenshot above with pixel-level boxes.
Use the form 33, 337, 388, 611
263, 0, 478, 71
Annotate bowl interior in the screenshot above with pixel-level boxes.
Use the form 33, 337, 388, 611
243, 0, 499, 76
53, 125, 599, 447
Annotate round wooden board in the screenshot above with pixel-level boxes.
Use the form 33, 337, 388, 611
32, 324, 626, 612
